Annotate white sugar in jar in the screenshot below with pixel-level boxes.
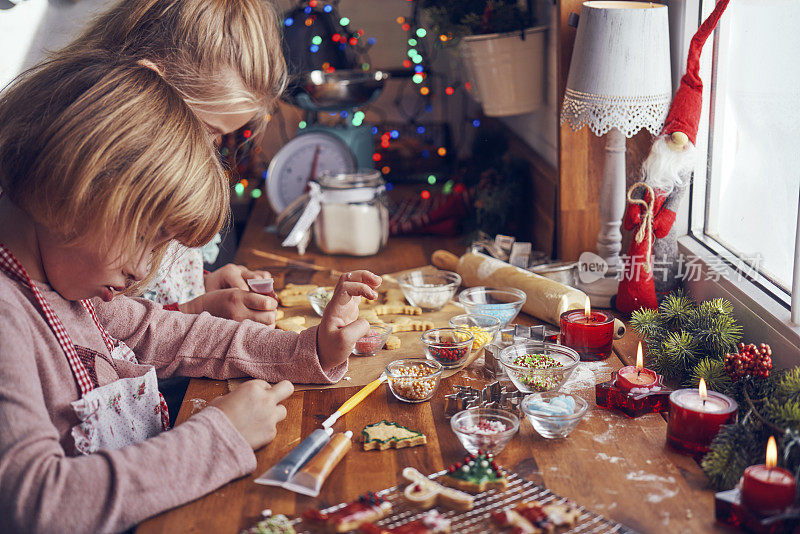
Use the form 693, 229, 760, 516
312, 171, 389, 256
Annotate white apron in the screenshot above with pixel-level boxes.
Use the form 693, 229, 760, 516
0, 243, 169, 455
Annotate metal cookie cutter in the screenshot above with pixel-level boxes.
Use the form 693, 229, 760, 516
444, 382, 524, 417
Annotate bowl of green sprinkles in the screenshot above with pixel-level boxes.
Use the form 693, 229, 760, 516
498, 342, 580, 393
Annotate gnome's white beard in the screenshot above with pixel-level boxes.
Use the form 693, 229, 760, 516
641, 135, 696, 195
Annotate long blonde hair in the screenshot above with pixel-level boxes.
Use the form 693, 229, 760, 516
58, 0, 288, 136
0, 53, 230, 292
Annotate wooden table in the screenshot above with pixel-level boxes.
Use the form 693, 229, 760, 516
137, 198, 724, 533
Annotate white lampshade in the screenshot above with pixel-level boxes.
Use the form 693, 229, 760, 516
560, 1, 672, 138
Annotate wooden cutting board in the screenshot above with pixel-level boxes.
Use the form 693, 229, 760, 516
228, 266, 490, 391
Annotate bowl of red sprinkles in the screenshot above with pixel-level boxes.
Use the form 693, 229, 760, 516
353, 323, 392, 356
420, 327, 474, 368
450, 407, 520, 455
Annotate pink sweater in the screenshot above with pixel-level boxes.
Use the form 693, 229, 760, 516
0, 273, 346, 533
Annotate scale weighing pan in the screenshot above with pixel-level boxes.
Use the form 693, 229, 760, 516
288, 69, 389, 112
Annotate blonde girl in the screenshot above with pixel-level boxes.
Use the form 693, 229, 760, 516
0, 55, 377, 533
55, 0, 289, 324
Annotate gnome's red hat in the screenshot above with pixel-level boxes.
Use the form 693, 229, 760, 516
661, 0, 731, 145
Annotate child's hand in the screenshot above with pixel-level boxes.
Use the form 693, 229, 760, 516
210, 379, 294, 449
316, 270, 382, 370
204, 263, 272, 292
179, 288, 278, 326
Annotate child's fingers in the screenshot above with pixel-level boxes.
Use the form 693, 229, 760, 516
241, 292, 278, 311
337, 317, 371, 348
246, 311, 277, 327
342, 270, 382, 288
341, 281, 378, 301
242, 269, 272, 281
267, 380, 295, 403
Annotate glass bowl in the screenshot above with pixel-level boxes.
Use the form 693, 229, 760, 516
450, 408, 520, 455
385, 358, 443, 403
307, 287, 335, 317
398, 270, 462, 311
448, 313, 502, 351
521, 392, 588, 439
458, 287, 526, 326
498, 342, 580, 393
421, 327, 474, 368
352, 323, 393, 356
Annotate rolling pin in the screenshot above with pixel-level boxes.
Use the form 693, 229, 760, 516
433, 250, 625, 338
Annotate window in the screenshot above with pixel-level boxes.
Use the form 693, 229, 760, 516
688, 0, 800, 310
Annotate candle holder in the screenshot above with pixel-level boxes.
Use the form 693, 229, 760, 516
715, 487, 800, 534
595, 370, 672, 418
560, 310, 614, 361
667, 389, 738, 458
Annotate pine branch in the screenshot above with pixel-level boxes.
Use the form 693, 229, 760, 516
629, 308, 667, 344
660, 331, 702, 375
778, 368, 800, 401
690, 358, 732, 392
689, 313, 742, 356
658, 290, 696, 331
702, 422, 764, 490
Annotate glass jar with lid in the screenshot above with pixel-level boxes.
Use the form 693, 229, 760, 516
311, 170, 389, 256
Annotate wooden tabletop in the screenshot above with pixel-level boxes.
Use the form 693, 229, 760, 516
137, 198, 725, 534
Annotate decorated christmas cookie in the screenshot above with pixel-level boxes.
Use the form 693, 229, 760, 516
362, 421, 427, 451
402, 467, 474, 511
302, 492, 392, 533
439, 451, 507, 493
358, 510, 451, 534
491, 501, 580, 533
241, 514, 295, 534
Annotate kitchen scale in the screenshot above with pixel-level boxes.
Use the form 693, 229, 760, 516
266, 69, 388, 214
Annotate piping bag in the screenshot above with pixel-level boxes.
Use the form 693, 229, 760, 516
283, 431, 353, 497
254, 427, 332, 486
254, 374, 384, 487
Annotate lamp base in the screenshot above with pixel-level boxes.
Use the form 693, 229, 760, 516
577, 276, 619, 308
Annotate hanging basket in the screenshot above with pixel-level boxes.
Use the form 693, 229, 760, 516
459, 26, 547, 117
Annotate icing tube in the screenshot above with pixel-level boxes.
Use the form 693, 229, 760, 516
283, 431, 353, 497
254, 427, 332, 486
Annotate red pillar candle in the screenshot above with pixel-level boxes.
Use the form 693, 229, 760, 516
559, 297, 614, 361
742, 436, 797, 514
666, 379, 738, 457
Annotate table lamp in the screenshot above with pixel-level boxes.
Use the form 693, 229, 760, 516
560, 1, 671, 306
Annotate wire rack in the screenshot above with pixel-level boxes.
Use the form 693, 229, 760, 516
289, 469, 638, 533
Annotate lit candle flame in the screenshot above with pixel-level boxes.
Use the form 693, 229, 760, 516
698, 378, 707, 399
766, 436, 777, 469
584, 296, 591, 317
636, 342, 643, 370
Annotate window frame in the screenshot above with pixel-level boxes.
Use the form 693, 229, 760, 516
676, 0, 800, 364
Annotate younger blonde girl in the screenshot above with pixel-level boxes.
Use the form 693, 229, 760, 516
0, 55, 377, 533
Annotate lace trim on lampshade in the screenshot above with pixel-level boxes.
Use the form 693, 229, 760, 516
560, 88, 672, 138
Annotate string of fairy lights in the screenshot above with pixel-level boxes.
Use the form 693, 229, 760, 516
234, 0, 482, 201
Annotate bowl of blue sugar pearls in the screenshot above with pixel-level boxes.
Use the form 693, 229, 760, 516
521, 392, 588, 439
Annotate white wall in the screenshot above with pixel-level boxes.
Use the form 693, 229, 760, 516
0, 0, 116, 89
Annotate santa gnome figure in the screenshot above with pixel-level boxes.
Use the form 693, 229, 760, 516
615, 0, 731, 314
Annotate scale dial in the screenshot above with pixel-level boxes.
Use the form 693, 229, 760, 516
266, 131, 356, 213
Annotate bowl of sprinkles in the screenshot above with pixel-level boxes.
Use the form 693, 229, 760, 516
499, 341, 580, 393
385, 358, 443, 403
398, 269, 462, 311
448, 313, 502, 351
450, 408, 520, 455
421, 327, 474, 368
353, 323, 392, 356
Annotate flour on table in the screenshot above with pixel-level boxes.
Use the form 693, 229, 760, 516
624, 470, 679, 505
595, 452, 625, 464
560, 361, 612, 394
